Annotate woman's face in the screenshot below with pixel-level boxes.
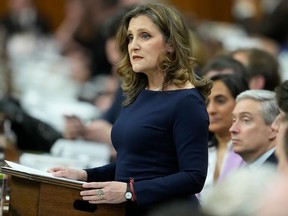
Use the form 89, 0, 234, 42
105, 37, 120, 66
127, 15, 169, 77
207, 80, 236, 135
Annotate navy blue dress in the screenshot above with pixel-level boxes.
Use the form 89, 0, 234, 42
86, 88, 209, 215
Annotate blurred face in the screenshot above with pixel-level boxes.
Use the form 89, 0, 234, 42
105, 37, 120, 66
207, 80, 236, 136
127, 15, 168, 76
230, 99, 277, 163
271, 109, 286, 135
275, 118, 288, 173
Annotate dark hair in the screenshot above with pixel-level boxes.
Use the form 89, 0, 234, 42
102, 6, 134, 39
147, 200, 209, 216
275, 80, 288, 114
201, 55, 248, 79
231, 48, 281, 91
210, 73, 249, 99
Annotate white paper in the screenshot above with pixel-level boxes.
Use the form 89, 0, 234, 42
4, 160, 86, 185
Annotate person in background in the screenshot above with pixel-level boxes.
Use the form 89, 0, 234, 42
198, 73, 249, 203
232, 0, 288, 50
0, 0, 51, 39
271, 80, 288, 172
255, 81, 288, 216
275, 114, 288, 173
256, 115, 288, 216
230, 89, 279, 168
63, 86, 123, 160
230, 47, 281, 90
200, 54, 248, 79
62, 7, 132, 160
48, 3, 212, 216
202, 164, 276, 216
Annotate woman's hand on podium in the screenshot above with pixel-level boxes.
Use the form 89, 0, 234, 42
47, 168, 128, 204
47, 167, 88, 181
80, 181, 127, 204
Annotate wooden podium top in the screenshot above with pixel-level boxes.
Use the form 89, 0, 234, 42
0, 160, 84, 189
0, 161, 126, 216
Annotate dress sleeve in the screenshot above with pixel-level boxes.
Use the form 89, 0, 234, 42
84, 162, 116, 182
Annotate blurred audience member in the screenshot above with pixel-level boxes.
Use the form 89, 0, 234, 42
55, 0, 121, 77
232, 0, 288, 50
61, 6, 134, 160
202, 164, 276, 216
54, 0, 95, 54
275, 114, 288, 173
272, 80, 288, 127
271, 80, 288, 172
0, 0, 51, 40
254, 84, 288, 216
64, 47, 92, 84
256, 169, 288, 216
198, 73, 248, 202
230, 89, 279, 168
257, 90, 288, 215
200, 55, 248, 79
275, 80, 288, 114
188, 29, 210, 71
78, 75, 118, 113
231, 47, 281, 90
89, 0, 152, 77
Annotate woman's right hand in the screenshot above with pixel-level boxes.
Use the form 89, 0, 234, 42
47, 167, 88, 181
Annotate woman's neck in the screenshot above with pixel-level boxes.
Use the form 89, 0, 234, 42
215, 132, 231, 148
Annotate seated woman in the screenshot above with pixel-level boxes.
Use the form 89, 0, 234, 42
198, 73, 249, 203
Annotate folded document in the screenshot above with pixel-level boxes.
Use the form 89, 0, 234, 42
0, 160, 86, 187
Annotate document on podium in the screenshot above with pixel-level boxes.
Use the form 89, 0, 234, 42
0, 160, 86, 189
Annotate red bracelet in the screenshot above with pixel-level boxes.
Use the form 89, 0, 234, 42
129, 178, 136, 201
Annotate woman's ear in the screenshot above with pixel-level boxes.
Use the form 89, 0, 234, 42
166, 44, 174, 54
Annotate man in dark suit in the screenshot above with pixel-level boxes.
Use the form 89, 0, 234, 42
229, 89, 279, 169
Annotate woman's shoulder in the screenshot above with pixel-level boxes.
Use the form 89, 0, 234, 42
165, 81, 195, 91
168, 87, 204, 103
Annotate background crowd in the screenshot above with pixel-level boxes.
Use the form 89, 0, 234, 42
0, 0, 288, 215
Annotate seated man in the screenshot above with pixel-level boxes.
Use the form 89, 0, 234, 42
230, 89, 279, 168
230, 48, 281, 91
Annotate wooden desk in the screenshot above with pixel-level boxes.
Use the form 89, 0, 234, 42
1, 169, 126, 216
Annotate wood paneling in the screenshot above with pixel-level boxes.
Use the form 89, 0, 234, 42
0, 0, 233, 32
169, 0, 233, 22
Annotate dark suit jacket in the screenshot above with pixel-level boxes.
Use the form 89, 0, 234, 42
264, 152, 278, 165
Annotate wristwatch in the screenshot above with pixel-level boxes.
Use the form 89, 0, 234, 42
125, 183, 133, 201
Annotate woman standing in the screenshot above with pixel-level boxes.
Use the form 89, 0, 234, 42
48, 3, 212, 215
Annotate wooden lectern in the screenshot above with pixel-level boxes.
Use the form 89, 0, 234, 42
0, 162, 126, 216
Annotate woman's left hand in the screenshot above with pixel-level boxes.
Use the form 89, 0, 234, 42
80, 181, 127, 204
